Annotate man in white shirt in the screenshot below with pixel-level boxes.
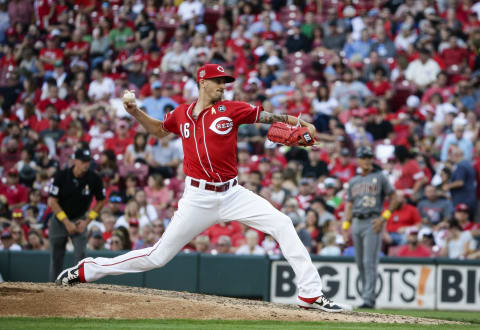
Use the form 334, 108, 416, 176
135, 190, 158, 224
405, 48, 440, 90
88, 67, 115, 101
178, 0, 204, 23
235, 229, 266, 255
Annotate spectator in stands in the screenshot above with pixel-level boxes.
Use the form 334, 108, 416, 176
417, 184, 453, 227
343, 29, 372, 60
236, 230, 265, 256
88, 67, 115, 101
110, 231, 127, 251
145, 174, 173, 215
134, 190, 158, 224
0, 230, 21, 250
178, 0, 204, 24
385, 192, 422, 246
331, 69, 371, 109
108, 194, 125, 218
133, 224, 155, 250
194, 235, 210, 253
396, 228, 432, 257
309, 198, 335, 227
100, 211, 116, 242
0, 137, 20, 173
268, 171, 289, 209
116, 200, 150, 229
9, 221, 25, 247
319, 232, 341, 256
453, 204, 476, 230
283, 197, 305, 228
285, 23, 310, 54
370, 29, 396, 59
330, 148, 356, 184
89, 116, 114, 151
161, 41, 191, 73
105, 120, 134, 156
141, 81, 178, 121
109, 16, 133, 52
323, 21, 346, 52
323, 177, 342, 209
304, 208, 321, 253
151, 135, 182, 178
25, 229, 47, 250
125, 132, 153, 165
392, 145, 426, 200
440, 34, 469, 69
152, 219, 165, 242
311, 84, 339, 132
440, 219, 476, 259
0, 168, 28, 210
206, 221, 243, 246
405, 48, 441, 90
212, 235, 232, 255
441, 120, 473, 162
87, 230, 105, 251
394, 24, 417, 51
444, 145, 477, 215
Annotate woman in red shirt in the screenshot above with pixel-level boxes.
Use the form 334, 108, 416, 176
367, 66, 392, 98
305, 209, 321, 253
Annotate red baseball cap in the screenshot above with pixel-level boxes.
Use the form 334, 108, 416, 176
7, 168, 18, 176
196, 64, 235, 83
455, 203, 469, 212
367, 107, 379, 116
129, 218, 139, 226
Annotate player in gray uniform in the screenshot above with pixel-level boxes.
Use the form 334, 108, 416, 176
343, 146, 398, 308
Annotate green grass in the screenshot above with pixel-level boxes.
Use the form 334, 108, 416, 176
0, 317, 478, 330
360, 309, 480, 325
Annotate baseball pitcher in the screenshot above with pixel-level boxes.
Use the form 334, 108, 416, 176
55, 64, 347, 312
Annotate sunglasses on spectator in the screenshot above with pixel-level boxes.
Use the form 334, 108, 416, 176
153, 224, 163, 228
12, 212, 23, 218
12, 231, 22, 235
111, 240, 121, 245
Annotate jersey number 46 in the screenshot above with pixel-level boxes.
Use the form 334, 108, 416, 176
180, 123, 190, 138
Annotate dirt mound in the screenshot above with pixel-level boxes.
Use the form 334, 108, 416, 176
0, 282, 459, 324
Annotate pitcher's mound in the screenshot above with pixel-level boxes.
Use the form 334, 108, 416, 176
0, 282, 457, 324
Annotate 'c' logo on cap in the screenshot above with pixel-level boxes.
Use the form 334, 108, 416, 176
217, 66, 225, 72
199, 70, 206, 78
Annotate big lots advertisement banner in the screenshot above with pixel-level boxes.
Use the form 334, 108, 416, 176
271, 260, 480, 310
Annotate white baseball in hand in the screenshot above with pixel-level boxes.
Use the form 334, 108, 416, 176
122, 90, 136, 103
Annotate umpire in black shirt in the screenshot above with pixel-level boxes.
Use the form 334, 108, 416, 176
48, 148, 106, 281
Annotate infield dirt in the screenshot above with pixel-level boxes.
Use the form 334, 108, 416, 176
0, 282, 462, 325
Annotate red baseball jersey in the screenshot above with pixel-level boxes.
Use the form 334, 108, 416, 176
163, 101, 261, 182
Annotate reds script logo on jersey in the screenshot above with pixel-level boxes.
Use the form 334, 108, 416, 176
209, 117, 233, 135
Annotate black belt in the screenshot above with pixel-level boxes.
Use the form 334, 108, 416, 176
190, 179, 237, 192
354, 213, 379, 220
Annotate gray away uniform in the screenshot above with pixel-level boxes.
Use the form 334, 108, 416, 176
347, 170, 394, 306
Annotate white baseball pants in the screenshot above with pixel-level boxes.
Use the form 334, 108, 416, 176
81, 177, 323, 298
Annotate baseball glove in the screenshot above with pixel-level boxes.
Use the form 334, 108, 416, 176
267, 122, 315, 147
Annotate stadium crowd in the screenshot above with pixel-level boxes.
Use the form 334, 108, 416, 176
0, 0, 480, 260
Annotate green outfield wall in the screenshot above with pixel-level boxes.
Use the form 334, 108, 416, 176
1, 251, 479, 310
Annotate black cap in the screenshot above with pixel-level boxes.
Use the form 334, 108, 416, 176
91, 231, 103, 239
356, 146, 374, 158
74, 148, 91, 161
